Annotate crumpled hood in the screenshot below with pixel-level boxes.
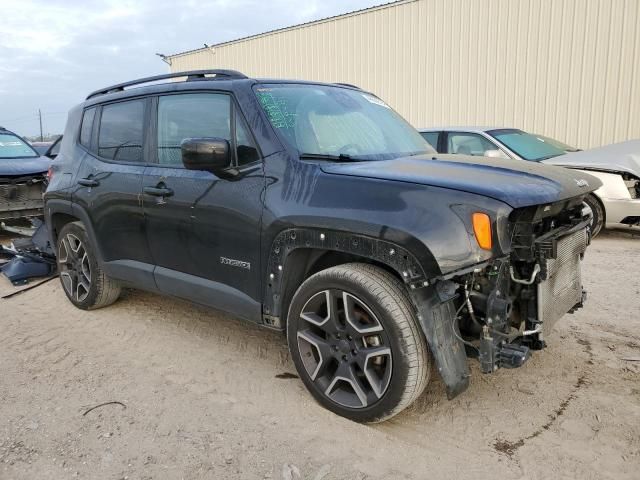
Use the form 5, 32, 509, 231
0, 156, 50, 177
320, 154, 601, 209
544, 140, 640, 177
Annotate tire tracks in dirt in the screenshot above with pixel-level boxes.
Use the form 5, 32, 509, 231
492, 332, 594, 458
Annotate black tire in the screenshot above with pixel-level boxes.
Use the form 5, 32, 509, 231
584, 193, 604, 237
56, 221, 121, 310
287, 263, 430, 423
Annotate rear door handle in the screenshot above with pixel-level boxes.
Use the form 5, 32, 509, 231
78, 177, 100, 187
143, 186, 174, 197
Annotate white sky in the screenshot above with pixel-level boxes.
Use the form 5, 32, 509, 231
0, 0, 384, 137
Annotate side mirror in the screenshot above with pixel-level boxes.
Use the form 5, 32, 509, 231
484, 149, 508, 159
181, 137, 231, 174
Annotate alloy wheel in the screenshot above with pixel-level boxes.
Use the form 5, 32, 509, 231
58, 233, 92, 302
296, 289, 393, 409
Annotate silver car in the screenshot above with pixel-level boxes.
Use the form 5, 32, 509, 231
419, 127, 640, 236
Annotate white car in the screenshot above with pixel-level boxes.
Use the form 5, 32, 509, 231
419, 127, 640, 236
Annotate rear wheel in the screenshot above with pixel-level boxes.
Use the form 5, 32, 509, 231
287, 263, 430, 422
57, 222, 121, 310
584, 193, 604, 237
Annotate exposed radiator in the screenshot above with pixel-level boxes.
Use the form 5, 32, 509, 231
537, 228, 588, 332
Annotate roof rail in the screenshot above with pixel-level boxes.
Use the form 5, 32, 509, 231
334, 82, 361, 89
86, 69, 248, 100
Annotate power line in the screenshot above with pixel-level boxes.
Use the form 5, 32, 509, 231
1, 111, 67, 123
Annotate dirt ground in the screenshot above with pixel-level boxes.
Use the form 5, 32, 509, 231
1, 231, 639, 480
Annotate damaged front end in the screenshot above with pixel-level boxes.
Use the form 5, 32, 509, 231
417, 199, 591, 399
0, 173, 47, 221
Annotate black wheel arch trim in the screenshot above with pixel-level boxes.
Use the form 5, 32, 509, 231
264, 227, 470, 399
45, 199, 105, 264
264, 228, 431, 318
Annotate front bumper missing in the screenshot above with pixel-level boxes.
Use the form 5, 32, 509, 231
0, 179, 45, 221
479, 225, 590, 372
536, 226, 589, 334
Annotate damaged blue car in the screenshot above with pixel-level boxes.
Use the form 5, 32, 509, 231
0, 126, 52, 222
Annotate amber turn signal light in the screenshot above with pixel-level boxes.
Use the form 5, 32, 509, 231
472, 212, 492, 250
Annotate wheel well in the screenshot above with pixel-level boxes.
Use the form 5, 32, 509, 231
586, 192, 606, 224
50, 212, 79, 245
278, 248, 405, 327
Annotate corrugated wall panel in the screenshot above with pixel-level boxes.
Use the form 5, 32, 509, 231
168, 0, 640, 148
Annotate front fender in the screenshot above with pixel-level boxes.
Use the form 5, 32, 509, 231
263, 227, 433, 319
264, 227, 470, 399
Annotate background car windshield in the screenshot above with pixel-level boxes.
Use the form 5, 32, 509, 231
0, 134, 39, 159
254, 84, 434, 160
488, 129, 568, 161
535, 134, 579, 152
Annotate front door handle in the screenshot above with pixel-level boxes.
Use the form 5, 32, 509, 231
143, 186, 174, 197
78, 177, 100, 187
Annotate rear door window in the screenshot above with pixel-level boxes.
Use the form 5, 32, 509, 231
98, 100, 145, 162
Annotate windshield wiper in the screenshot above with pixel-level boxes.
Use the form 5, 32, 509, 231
299, 153, 360, 162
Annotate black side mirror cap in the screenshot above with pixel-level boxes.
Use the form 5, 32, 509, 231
181, 137, 231, 174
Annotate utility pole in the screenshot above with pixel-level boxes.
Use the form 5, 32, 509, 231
38, 109, 43, 141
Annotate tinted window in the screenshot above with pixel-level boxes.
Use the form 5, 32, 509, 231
98, 100, 145, 162
80, 108, 96, 148
157, 93, 230, 166
235, 112, 259, 166
420, 132, 440, 150
447, 132, 497, 156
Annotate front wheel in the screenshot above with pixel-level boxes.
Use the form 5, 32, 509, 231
584, 193, 605, 237
287, 263, 430, 423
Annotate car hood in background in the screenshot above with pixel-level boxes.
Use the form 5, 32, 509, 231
0, 156, 50, 177
544, 140, 640, 176
320, 153, 601, 209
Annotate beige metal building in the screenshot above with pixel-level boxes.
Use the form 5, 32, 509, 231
167, 0, 640, 149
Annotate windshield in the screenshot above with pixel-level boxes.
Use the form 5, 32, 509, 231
254, 84, 434, 161
535, 134, 579, 152
487, 129, 569, 161
0, 133, 39, 159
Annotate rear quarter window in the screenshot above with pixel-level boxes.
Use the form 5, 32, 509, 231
80, 108, 96, 148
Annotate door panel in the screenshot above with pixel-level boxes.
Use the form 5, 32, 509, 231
143, 92, 265, 316
142, 168, 214, 273
72, 100, 152, 282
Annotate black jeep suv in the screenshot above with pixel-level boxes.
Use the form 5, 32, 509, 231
45, 70, 600, 422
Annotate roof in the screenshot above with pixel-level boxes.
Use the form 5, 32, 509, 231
166, 0, 415, 59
